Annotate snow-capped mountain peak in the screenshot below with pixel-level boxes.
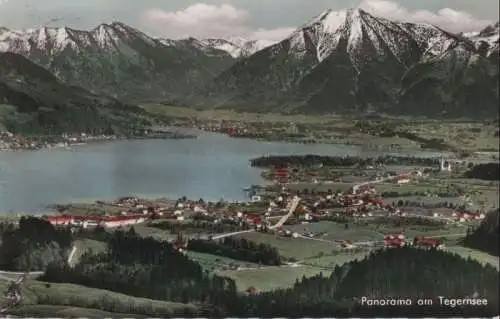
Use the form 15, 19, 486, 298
201, 39, 242, 58
92, 24, 121, 48
0, 22, 163, 56
465, 22, 499, 58
0, 25, 82, 53
283, 7, 464, 65
201, 37, 277, 58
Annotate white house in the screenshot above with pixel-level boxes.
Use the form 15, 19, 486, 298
193, 205, 207, 213
251, 195, 262, 202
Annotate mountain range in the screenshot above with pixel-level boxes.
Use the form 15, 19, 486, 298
0, 8, 499, 119
197, 9, 499, 117
0, 22, 235, 103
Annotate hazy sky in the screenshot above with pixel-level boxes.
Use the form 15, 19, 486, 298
0, 0, 498, 41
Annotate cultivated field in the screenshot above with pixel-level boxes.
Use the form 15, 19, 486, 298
185, 251, 258, 272
285, 182, 355, 193
142, 104, 329, 123
302, 251, 371, 268
233, 232, 336, 261
142, 104, 499, 152
217, 265, 324, 292
283, 221, 383, 242
398, 121, 499, 152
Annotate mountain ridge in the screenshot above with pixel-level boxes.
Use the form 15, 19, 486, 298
0, 22, 235, 102
0, 9, 498, 118
0, 52, 153, 134
192, 8, 498, 118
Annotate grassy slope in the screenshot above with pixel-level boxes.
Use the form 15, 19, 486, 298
0, 278, 200, 317
7, 305, 150, 318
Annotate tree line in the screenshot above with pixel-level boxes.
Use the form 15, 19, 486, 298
250, 155, 440, 168
391, 200, 468, 210
4, 218, 498, 317
0, 217, 73, 271
381, 189, 461, 198
150, 219, 250, 234
39, 227, 235, 316
187, 237, 282, 266
223, 247, 498, 317
354, 121, 453, 151
462, 209, 499, 256
464, 163, 500, 181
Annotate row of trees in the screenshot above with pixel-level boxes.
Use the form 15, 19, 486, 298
381, 190, 461, 198
371, 216, 447, 227
187, 237, 282, 266
354, 121, 452, 150
150, 219, 250, 234
250, 155, 440, 168
391, 200, 467, 210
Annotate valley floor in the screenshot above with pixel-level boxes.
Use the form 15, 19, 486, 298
142, 104, 499, 154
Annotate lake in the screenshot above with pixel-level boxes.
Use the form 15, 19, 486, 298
0, 131, 445, 213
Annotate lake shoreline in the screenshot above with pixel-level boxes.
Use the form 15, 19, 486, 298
0, 133, 450, 213
0, 130, 198, 152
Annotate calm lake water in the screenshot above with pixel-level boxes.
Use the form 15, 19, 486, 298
0, 131, 445, 212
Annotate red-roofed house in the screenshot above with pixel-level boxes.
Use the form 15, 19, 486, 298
245, 214, 262, 225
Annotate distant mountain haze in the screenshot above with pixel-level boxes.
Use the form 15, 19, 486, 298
0, 8, 498, 118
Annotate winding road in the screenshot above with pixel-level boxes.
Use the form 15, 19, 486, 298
211, 229, 255, 240
269, 196, 301, 229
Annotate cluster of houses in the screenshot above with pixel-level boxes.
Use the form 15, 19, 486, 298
46, 214, 147, 228
452, 211, 485, 222
383, 234, 444, 249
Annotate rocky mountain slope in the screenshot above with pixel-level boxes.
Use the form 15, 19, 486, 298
0, 52, 152, 134
0, 22, 235, 102
196, 9, 498, 118
201, 37, 277, 58
465, 22, 499, 61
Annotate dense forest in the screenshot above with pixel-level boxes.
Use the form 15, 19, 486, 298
250, 155, 439, 168
223, 248, 499, 317
463, 163, 500, 181
40, 227, 235, 316
38, 225, 498, 317
187, 237, 282, 265
2, 218, 497, 316
0, 217, 73, 271
462, 209, 499, 256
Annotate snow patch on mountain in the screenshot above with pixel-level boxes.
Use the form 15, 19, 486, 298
0, 22, 168, 57
201, 37, 276, 58
282, 8, 463, 67
465, 22, 499, 57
